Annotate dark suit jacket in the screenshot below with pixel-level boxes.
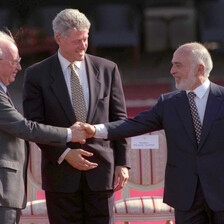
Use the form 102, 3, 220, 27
23, 53, 129, 192
0, 87, 68, 209
106, 82, 224, 211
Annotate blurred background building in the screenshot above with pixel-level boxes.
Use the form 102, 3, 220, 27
0, 0, 223, 105
0, 0, 223, 56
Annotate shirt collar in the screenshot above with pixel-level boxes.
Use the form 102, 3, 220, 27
58, 51, 82, 72
0, 82, 7, 93
186, 79, 210, 99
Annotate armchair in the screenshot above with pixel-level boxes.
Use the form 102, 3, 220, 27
114, 130, 175, 223
20, 142, 49, 223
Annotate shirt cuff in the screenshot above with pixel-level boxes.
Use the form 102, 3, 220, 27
67, 128, 72, 142
94, 124, 108, 138
57, 148, 71, 164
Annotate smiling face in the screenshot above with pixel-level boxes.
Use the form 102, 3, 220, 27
56, 28, 89, 62
0, 40, 22, 86
170, 47, 203, 91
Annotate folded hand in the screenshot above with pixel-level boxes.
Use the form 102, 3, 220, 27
65, 148, 98, 170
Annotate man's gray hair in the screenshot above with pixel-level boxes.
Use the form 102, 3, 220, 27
52, 9, 91, 40
0, 30, 16, 59
177, 42, 213, 77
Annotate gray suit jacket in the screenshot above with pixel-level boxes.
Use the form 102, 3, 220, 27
106, 82, 224, 211
0, 87, 68, 209
23, 53, 129, 192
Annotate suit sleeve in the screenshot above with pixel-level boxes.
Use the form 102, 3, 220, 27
109, 64, 130, 167
106, 95, 164, 139
0, 91, 67, 146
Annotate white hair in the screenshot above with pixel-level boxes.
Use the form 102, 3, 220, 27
177, 42, 213, 77
52, 8, 91, 40
0, 30, 16, 59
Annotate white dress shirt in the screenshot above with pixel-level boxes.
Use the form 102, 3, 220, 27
0, 82, 7, 93
94, 79, 211, 138
57, 51, 89, 163
186, 78, 210, 125
58, 51, 89, 110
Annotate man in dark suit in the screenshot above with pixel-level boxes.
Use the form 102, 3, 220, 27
23, 8, 129, 224
0, 30, 95, 224
83, 42, 224, 224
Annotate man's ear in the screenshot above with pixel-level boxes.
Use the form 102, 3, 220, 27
55, 34, 61, 45
197, 64, 205, 75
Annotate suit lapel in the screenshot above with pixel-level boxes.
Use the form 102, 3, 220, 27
50, 54, 76, 124
85, 55, 101, 123
199, 82, 223, 149
174, 91, 197, 147
0, 86, 14, 107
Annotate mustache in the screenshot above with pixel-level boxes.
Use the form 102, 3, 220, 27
172, 74, 181, 78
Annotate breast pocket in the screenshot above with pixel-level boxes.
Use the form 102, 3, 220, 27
0, 160, 20, 172
94, 95, 110, 122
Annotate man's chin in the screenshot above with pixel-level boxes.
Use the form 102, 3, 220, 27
175, 82, 181, 90
175, 83, 185, 90
10, 78, 16, 84
76, 52, 85, 60
75, 56, 85, 61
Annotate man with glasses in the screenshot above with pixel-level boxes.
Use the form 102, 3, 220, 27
0, 57, 21, 66
0, 30, 95, 224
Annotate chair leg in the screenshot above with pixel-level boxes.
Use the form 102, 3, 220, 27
165, 220, 173, 224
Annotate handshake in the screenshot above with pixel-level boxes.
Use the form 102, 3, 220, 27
70, 122, 97, 144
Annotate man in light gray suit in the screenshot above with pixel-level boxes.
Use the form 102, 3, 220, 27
0, 30, 97, 224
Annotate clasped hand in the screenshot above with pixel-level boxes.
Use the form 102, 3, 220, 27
68, 122, 128, 190
70, 121, 96, 144
65, 122, 98, 171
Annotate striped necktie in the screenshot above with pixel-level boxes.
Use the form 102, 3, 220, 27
188, 91, 202, 144
69, 63, 87, 122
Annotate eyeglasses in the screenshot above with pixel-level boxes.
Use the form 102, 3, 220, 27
0, 57, 21, 68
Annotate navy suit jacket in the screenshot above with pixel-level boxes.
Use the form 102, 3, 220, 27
106, 82, 224, 211
23, 53, 129, 192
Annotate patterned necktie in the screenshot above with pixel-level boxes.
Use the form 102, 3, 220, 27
69, 63, 87, 122
188, 91, 202, 144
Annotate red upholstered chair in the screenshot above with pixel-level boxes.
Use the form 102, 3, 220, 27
20, 142, 49, 223
114, 130, 175, 224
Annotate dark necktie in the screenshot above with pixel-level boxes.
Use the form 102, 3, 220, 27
69, 63, 87, 122
188, 91, 202, 144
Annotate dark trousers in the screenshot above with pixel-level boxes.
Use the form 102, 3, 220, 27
0, 207, 20, 224
175, 182, 224, 224
45, 173, 114, 224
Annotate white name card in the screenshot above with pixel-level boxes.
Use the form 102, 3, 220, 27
131, 134, 159, 149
